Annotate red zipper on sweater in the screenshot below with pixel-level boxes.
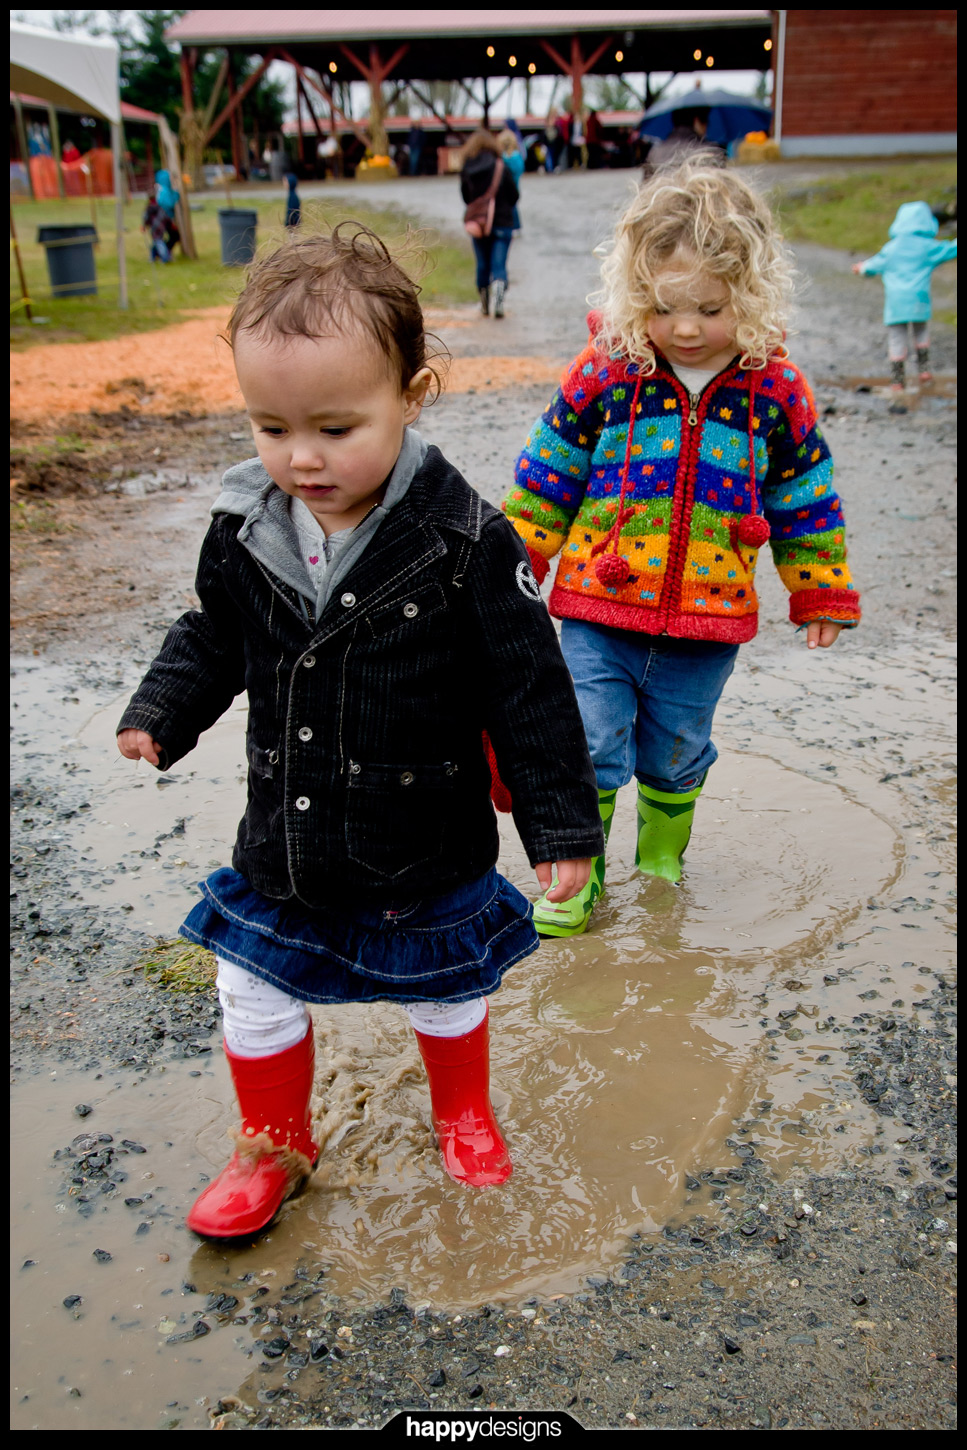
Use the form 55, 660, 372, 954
655, 357, 750, 630
656, 373, 710, 629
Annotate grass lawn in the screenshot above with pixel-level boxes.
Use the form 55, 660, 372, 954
10, 192, 478, 350
772, 158, 957, 257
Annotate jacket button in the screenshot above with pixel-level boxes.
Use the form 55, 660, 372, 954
298, 727, 313, 742
400, 770, 415, 785
295, 796, 310, 811
403, 602, 419, 618
350, 762, 361, 775
303, 655, 316, 669
340, 592, 356, 608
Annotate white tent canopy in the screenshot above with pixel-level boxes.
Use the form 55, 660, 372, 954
10, 19, 127, 307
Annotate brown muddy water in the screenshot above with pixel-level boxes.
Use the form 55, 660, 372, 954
10, 631, 955, 1431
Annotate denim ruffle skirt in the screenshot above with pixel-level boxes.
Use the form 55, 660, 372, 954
179, 866, 539, 1005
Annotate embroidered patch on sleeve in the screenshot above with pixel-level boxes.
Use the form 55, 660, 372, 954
515, 561, 542, 600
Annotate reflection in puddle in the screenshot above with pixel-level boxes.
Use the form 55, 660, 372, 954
10, 642, 954, 1428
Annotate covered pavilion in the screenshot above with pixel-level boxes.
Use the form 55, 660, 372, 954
164, 11, 774, 174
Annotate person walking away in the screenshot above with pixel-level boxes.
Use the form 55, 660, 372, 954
543, 108, 561, 173
407, 121, 425, 176
852, 200, 957, 391
153, 169, 181, 255
284, 172, 301, 228
460, 129, 519, 318
497, 128, 525, 235
116, 222, 602, 1237
500, 159, 861, 934
568, 107, 587, 169
555, 108, 572, 171
142, 193, 171, 263
586, 109, 604, 170
642, 107, 725, 175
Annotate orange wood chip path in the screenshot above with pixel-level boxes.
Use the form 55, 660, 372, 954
10, 306, 563, 424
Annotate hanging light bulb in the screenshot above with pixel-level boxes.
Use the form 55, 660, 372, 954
329, 61, 337, 74
508, 55, 517, 67
693, 49, 702, 61
528, 63, 536, 74
764, 38, 773, 51
486, 46, 495, 58
706, 55, 714, 68
615, 50, 624, 64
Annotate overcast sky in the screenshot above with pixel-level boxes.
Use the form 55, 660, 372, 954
13, 10, 768, 116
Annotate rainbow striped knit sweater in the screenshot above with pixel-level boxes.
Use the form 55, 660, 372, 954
503, 327, 860, 642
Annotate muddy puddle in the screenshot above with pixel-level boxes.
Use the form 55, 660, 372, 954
828, 372, 957, 410
10, 635, 955, 1429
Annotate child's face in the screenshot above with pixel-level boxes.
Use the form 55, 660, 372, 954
646, 261, 738, 374
234, 326, 432, 534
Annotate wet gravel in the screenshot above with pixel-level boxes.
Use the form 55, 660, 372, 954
11, 167, 956, 1429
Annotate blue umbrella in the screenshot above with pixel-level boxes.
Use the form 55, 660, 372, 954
638, 88, 772, 147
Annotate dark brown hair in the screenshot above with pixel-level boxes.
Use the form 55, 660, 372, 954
227, 221, 447, 399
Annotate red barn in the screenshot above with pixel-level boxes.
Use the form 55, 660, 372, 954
774, 9, 957, 155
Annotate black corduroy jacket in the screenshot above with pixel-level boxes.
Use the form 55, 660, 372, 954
117, 445, 603, 908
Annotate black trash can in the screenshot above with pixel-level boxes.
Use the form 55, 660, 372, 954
218, 208, 258, 267
37, 224, 98, 297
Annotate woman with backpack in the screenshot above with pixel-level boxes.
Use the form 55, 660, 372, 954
460, 130, 519, 319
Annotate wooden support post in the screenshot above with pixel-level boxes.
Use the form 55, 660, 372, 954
227, 64, 244, 179
204, 50, 277, 147
571, 34, 583, 118
10, 208, 33, 322
47, 104, 65, 197
296, 72, 325, 139
539, 32, 613, 121
336, 41, 409, 157
12, 95, 35, 200
277, 52, 371, 151
294, 66, 305, 163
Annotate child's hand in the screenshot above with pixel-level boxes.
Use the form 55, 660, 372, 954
806, 621, 843, 650
535, 858, 593, 902
851, 262, 863, 274
117, 729, 163, 767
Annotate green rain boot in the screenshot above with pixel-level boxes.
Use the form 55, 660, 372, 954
635, 777, 705, 884
532, 788, 617, 938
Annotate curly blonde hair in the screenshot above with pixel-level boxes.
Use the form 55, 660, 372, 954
591, 157, 795, 372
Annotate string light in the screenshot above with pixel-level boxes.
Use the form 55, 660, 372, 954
486, 46, 495, 58
706, 56, 714, 67
528, 63, 536, 74
328, 61, 337, 74
508, 55, 517, 67
693, 49, 702, 60
764, 38, 773, 51
615, 50, 624, 63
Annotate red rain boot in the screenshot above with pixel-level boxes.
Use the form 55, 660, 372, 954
186, 1025, 320, 1239
413, 1004, 512, 1187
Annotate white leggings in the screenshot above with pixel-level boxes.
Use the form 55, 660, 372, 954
887, 321, 929, 360
215, 956, 486, 1059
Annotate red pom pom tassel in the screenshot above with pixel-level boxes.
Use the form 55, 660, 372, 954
594, 552, 630, 587
736, 514, 771, 549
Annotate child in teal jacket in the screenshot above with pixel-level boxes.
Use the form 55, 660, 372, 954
852, 200, 957, 390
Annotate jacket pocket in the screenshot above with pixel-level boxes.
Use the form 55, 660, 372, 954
364, 582, 448, 639
344, 758, 460, 880
247, 739, 280, 780
242, 740, 281, 848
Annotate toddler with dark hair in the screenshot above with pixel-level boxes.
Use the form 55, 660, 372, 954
117, 223, 602, 1239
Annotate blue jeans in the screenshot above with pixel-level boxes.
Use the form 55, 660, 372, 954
560, 619, 739, 794
471, 229, 513, 288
